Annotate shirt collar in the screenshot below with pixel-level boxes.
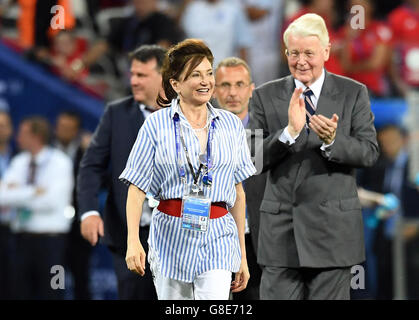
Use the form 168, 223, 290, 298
32, 146, 51, 164
294, 68, 325, 100
241, 113, 249, 127
139, 103, 157, 113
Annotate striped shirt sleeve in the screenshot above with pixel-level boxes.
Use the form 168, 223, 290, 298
234, 120, 257, 184
119, 117, 156, 193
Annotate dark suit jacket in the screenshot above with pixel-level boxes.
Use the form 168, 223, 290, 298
358, 153, 419, 218
248, 71, 379, 268
77, 96, 145, 255
244, 122, 267, 253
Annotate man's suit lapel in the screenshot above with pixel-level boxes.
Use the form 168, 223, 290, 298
269, 76, 295, 129
270, 76, 310, 145
128, 99, 145, 140
307, 71, 341, 147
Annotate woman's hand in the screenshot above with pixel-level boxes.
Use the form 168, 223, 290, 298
125, 240, 146, 276
231, 258, 250, 293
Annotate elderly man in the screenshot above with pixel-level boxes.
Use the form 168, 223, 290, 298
0, 116, 73, 299
248, 13, 379, 299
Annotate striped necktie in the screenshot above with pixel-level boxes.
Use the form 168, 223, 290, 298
27, 157, 36, 185
303, 88, 315, 131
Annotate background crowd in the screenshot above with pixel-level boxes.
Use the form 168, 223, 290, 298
0, 0, 418, 300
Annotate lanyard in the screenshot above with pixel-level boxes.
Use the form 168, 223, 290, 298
173, 113, 215, 187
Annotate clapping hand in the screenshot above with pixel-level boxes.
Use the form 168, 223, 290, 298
287, 88, 306, 138
309, 114, 339, 145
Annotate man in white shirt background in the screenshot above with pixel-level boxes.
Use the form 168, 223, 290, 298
0, 116, 74, 299
180, 0, 253, 66
214, 57, 264, 299
236, 0, 284, 87
53, 111, 93, 300
0, 110, 15, 299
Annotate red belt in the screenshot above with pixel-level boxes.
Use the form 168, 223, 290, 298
157, 199, 228, 219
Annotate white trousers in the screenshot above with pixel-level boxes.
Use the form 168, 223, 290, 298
152, 268, 232, 300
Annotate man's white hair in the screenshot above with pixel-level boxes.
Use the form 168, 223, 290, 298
283, 13, 330, 48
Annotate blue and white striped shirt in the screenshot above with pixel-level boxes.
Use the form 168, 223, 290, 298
119, 99, 256, 282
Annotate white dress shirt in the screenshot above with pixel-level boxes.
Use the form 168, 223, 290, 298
279, 69, 335, 155
0, 147, 74, 233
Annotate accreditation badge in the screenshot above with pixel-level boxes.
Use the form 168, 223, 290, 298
181, 194, 211, 232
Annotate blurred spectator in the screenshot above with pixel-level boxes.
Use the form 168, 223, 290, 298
49, 30, 89, 83
0, 116, 73, 299
357, 124, 419, 299
81, 0, 183, 74
213, 57, 263, 300
53, 111, 93, 300
339, 0, 393, 97
237, 0, 284, 86
180, 0, 253, 66
0, 110, 13, 186
0, 110, 15, 299
0, 0, 13, 24
158, 0, 185, 19
54, 111, 84, 160
388, 0, 419, 186
283, 0, 344, 75
388, 0, 419, 96
32, 29, 110, 99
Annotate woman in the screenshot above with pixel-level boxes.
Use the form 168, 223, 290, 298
119, 39, 256, 300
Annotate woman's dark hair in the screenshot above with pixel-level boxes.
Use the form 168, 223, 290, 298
157, 39, 214, 107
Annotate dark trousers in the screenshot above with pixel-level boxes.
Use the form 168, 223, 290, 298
13, 233, 67, 300
374, 222, 393, 299
233, 233, 262, 300
260, 266, 352, 300
109, 226, 157, 300
65, 219, 92, 300
0, 225, 15, 299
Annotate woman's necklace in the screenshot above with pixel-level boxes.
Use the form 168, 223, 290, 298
193, 121, 210, 132
191, 111, 210, 132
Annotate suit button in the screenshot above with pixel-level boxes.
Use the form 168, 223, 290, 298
293, 202, 297, 207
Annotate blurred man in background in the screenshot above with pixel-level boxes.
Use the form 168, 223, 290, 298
388, 0, 419, 187
214, 57, 264, 299
180, 0, 252, 66
0, 110, 15, 299
53, 111, 93, 300
80, 0, 183, 78
358, 124, 419, 299
0, 116, 73, 299
77, 45, 166, 300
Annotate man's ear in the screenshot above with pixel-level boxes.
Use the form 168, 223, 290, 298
249, 82, 255, 97
324, 43, 331, 62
